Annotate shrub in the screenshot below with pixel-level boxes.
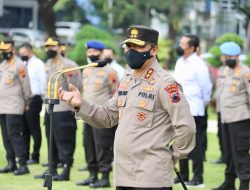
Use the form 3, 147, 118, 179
68, 25, 120, 65
207, 33, 244, 67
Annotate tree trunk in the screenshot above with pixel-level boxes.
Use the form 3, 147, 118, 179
37, 0, 58, 37
247, 20, 250, 51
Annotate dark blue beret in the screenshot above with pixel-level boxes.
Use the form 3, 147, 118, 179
86, 40, 106, 50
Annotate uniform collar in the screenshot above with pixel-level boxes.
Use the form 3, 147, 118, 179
141, 59, 159, 83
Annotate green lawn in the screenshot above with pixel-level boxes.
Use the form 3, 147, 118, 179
0, 119, 238, 190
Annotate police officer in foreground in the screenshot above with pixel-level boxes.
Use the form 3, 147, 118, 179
34, 38, 82, 181
212, 42, 250, 190
19, 43, 46, 165
0, 40, 31, 175
76, 41, 119, 188
58, 25, 196, 190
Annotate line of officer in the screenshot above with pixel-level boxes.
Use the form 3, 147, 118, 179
0, 40, 31, 175
76, 41, 119, 188
18, 42, 46, 165
212, 42, 250, 190
58, 25, 196, 190
34, 37, 82, 181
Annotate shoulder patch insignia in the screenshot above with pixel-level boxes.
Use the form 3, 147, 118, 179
144, 68, 154, 79
108, 71, 117, 83
165, 84, 180, 103
18, 67, 26, 78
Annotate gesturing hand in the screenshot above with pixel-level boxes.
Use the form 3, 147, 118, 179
58, 84, 82, 109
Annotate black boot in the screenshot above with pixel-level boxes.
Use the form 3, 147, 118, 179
76, 171, 98, 186
34, 169, 58, 179
0, 159, 17, 173
90, 172, 111, 188
54, 164, 71, 181
212, 176, 236, 190
239, 180, 249, 190
14, 165, 30, 175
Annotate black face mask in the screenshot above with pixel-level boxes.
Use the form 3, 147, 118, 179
88, 55, 99, 63
105, 58, 113, 64
2, 51, 13, 60
176, 46, 184, 56
46, 50, 57, 59
225, 59, 237, 69
21, 56, 29, 62
125, 49, 152, 69
61, 52, 65, 57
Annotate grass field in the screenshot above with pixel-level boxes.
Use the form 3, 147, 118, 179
0, 118, 238, 190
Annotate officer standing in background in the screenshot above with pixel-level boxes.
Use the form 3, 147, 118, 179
0, 40, 31, 175
212, 42, 250, 190
59, 25, 196, 190
174, 34, 212, 187
102, 47, 125, 81
212, 55, 226, 164
76, 41, 119, 188
34, 38, 82, 181
18, 43, 46, 165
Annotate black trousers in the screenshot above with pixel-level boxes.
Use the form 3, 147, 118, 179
84, 123, 116, 173
116, 187, 172, 190
217, 112, 225, 160
0, 114, 28, 165
223, 119, 250, 181
201, 107, 208, 160
44, 111, 76, 167
179, 116, 205, 182
23, 95, 43, 160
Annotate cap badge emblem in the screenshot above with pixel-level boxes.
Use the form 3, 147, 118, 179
130, 28, 139, 38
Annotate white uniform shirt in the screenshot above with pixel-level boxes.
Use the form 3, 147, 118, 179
26, 55, 46, 96
174, 53, 212, 116
110, 60, 125, 81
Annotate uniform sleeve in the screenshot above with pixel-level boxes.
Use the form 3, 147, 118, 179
77, 91, 119, 128
159, 79, 196, 160
197, 63, 213, 105
244, 71, 250, 104
17, 64, 32, 106
64, 61, 82, 91
108, 68, 119, 94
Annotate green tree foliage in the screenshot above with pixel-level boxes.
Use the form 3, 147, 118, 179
207, 33, 244, 67
54, 0, 88, 23
88, 0, 188, 39
157, 38, 172, 67
68, 25, 119, 65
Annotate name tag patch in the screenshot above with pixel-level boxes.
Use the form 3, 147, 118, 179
138, 92, 155, 100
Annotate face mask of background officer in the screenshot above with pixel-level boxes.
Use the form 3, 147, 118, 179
0, 41, 15, 61
102, 48, 115, 64
19, 43, 33, 62
176, 35, 198, 57
219, 42, 241, 70
85, 40, 106, 64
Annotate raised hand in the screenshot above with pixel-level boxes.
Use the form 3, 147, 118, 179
58, 84, 82, 108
